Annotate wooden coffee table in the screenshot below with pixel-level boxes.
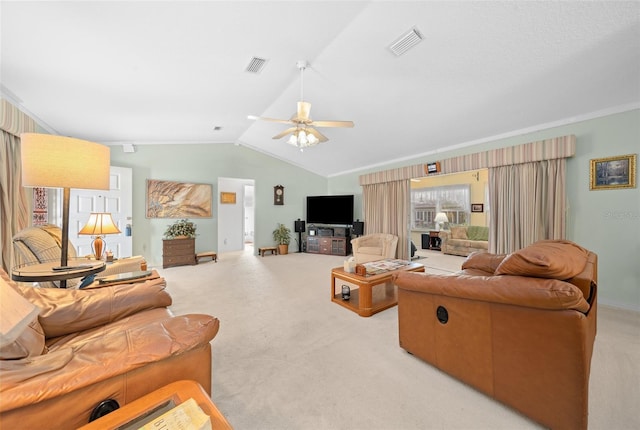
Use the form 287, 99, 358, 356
331, 261, 424, 317
78, 380, 231, 429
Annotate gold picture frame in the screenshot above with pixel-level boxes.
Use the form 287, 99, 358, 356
589, 154, 636, 190
220, 192, 236, 204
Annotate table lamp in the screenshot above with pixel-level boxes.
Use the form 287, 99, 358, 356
434, 212, 449, 231
79, 213, 121, 260
20, 133, 110, 270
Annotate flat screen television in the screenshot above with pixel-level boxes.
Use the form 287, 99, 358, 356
306, 195, 354, 225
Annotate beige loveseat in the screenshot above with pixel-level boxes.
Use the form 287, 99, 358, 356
0, 268, 219, 429
350, 233, 398, 263
440, 225, 488, 256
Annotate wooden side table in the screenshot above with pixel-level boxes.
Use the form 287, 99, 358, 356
78, 380, 232, 429
11, 259, 106, 289
429, 230, 442, 251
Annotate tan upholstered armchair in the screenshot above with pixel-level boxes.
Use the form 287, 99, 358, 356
12, 225, 143, 288
350, 233, 398, 263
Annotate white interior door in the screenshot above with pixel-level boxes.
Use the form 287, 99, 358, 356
68, 166, 133, 258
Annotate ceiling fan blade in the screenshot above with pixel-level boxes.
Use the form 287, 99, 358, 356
272, 127, 298, 140
311, 120, 355, 128
248, 114, 293, 125
296, 101, 312, 121
306, 127, 328, 142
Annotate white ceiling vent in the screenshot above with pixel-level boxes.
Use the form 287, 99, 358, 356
388, 27, 424, 56
245, 57, 268, 73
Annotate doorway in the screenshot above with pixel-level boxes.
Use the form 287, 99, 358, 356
217, 177, 255, 253
409, 169, 488, 256
66, 166, 133, 258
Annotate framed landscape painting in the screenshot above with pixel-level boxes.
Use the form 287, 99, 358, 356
589, 154, 636, 190
146, 179, 213, 218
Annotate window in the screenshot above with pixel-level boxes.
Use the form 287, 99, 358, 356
411, 184, 470, 229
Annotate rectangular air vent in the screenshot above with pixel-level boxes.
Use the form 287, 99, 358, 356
245, 57, 268, 73
388, 27, 424, 56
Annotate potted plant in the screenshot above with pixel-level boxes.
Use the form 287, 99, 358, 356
164, 219, 197, 239
272, 223, 291, 255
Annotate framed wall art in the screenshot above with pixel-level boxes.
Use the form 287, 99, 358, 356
146, 179, 213, 218
589, 154, 636, 190
220, 192, 236, 204
471, 203, 484, 213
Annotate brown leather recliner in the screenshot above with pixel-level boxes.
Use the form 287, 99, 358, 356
0, 269, 219, 429
396, 240, 597, 430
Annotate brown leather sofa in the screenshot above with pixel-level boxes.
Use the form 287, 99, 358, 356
396, 240, 597, 430
0, 269, 219, 429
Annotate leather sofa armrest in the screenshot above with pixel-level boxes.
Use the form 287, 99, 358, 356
395, 271, 590, 312
17, 278, 172, 338
0, 314, 219, 412
461, 252, 506, 273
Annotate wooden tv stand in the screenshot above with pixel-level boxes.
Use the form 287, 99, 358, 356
306, 236, 351, 256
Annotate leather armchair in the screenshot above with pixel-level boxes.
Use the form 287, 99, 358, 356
12, 225, 143, 288
350, 233, 398, 263
395, 240, 597, 430
0, 268, 219, 429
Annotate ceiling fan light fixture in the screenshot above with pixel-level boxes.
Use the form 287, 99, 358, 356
287, 128, 319, 150
249, 60, 353, 149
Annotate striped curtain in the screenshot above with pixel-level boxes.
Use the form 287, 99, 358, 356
489, 159, 566, 254
360, 135, 575, 257
362, 180, 410, 260
1, 99, 37, 272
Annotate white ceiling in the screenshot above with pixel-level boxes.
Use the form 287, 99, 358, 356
2, 1, 639, 177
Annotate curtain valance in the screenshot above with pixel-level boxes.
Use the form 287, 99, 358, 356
359, 135, 575, 185
0, 99, 37, 136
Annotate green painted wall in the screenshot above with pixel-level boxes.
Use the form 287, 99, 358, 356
329, 109, 640, 310
109, 143, 326, 266
111, 110, 638, 310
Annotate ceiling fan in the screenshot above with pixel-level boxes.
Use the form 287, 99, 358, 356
248, 60, 354, 150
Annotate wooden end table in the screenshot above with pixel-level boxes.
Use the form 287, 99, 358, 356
78, 380, 232, 430
331, 261, 424, 317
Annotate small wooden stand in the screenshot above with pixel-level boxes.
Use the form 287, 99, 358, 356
258, 246, 278, 257
196, 251, 217, 263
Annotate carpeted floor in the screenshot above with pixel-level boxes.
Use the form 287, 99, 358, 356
156, 247, 640, 430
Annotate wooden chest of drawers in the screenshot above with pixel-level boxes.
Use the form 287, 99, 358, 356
162, 238, 196, 268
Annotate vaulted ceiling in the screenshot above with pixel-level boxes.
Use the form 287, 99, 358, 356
2, 1, 639, 177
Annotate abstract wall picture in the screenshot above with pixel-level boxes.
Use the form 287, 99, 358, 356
146, 179, 213, 218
